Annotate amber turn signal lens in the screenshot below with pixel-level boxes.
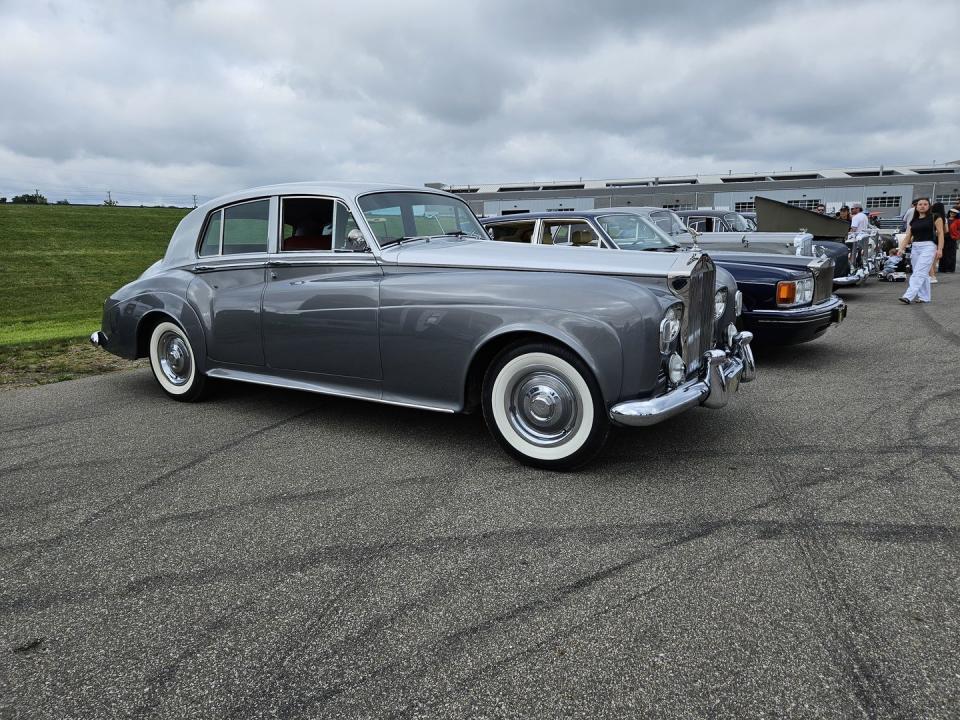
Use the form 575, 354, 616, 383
776, 281, 797, 305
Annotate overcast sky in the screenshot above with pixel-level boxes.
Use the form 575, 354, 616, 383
1, 0, 958, 205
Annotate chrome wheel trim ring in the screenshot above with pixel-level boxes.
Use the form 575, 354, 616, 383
158, 331, 191, 386
506, 370, 581, 447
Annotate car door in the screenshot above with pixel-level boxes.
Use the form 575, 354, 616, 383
188, 197, 273, 366
261, 196, 383, 383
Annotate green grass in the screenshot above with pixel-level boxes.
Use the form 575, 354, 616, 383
0, 204, 190, 346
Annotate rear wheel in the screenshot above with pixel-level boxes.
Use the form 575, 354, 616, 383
482, 342, 609, 470
148, 321, 208, 402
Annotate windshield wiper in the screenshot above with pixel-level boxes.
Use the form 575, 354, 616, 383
381, 235, 431, 248
431, 230, 481, 239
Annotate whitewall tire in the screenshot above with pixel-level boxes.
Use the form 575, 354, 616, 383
148, 321, 207, 402
482, 342, 609, 470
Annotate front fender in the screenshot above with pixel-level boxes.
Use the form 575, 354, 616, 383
467, 313, 624, 404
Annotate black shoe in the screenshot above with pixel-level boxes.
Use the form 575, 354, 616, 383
898, 297, 911, 304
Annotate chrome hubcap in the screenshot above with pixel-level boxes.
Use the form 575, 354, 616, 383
158, 331, 191, 386
507, 371, 580, 447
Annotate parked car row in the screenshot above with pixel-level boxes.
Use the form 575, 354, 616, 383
92, 182, 756, 470
481, 207, 847, 346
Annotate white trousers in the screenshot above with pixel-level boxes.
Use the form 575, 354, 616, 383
905, 242, 936, 302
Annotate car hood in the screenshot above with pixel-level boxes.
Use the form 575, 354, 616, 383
381, 237, 705, 278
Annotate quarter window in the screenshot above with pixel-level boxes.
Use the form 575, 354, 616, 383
222, 200, 269, 255
486, 221, 536, 243
540, 221, 598, 247
198, 213, 221, 256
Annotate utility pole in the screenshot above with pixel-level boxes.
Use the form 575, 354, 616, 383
193, 194, 198, 208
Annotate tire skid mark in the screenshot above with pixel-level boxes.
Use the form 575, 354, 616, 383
390, 544, 759, 720
0, 407, 318, 561
131, 597, 259, 716
763, 435, 915, 718
221, 465, 458, 719
915, 305, 960, 347
2, 516, 956, 616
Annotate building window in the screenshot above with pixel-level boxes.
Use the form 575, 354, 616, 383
787, 199, 823, 210
865, 196, 902, 209
662, 203, 693, 210
734, 201, 755, 213
546, 207, 575, 212
934, 192, 960, 205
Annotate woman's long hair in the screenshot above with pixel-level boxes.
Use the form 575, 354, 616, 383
931, 201, 946, 223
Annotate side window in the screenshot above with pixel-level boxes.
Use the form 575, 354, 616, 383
223, 200, 269, 255
198, 213, 221, 256
541, 221, 598, 247
687, 217, 709, 233
281, 198, 334, 251
487, 221, 536, 243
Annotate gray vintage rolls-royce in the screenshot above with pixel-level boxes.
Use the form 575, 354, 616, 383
91, 183, 755, 469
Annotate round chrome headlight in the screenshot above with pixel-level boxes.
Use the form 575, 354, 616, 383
714, 288, 727, 320
659, 305, 682, 353
667, 353, 686, 385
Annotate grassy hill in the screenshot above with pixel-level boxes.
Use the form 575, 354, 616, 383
0, 204, 190, 346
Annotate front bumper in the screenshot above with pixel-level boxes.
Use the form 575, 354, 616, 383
609, 331, 756, 428
833, 267, 869, 286
742, 295, 846, 345
90, 331, 108, 348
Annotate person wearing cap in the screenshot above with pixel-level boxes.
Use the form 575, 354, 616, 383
942, 207, 960, 273
849, 203, 870, 234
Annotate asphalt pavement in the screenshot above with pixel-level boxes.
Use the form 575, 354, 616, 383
2, 276, 959, 719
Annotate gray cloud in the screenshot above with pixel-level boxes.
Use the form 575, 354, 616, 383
0, 0, 957, 205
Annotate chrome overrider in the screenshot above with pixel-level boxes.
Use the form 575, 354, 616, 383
609, 330, 756, 427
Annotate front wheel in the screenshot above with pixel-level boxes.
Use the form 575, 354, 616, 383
148, 320, 208, 402
482, 342, 609, 470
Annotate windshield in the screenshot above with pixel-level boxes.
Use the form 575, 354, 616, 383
722, 212, 753, 232
596, 214, 679, 250
358, 192, 485, 246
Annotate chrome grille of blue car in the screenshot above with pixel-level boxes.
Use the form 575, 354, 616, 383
813, 264, 834, 304
686, 261, 716, 374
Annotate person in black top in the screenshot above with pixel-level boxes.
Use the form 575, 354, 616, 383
896, 197, 944, 303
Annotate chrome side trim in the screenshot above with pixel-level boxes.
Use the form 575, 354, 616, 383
191, 260, 268, 272
204, 368, 456, 414
264, 256, 378, 266
390, 261, 692, 279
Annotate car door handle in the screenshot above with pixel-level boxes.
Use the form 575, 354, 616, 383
267, 259, 292, 267
191, 264, 215, 273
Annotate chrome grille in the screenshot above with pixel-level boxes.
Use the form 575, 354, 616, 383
685, 262, 716, 373
813, 263, 833, 304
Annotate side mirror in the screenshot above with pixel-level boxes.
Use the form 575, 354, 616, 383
346, 228, 369, 252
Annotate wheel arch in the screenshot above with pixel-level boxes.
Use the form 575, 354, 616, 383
134, 296, 207, 372
462, 324, 616, 413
